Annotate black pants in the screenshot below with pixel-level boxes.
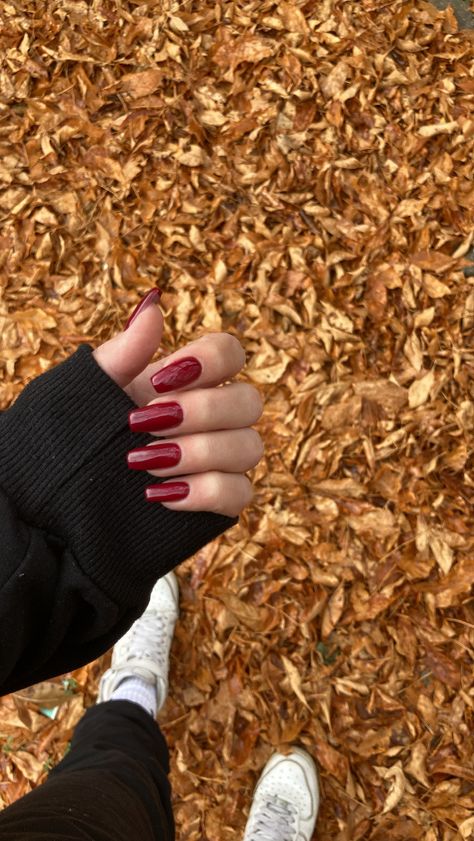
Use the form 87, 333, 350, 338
0, 701, 174, 840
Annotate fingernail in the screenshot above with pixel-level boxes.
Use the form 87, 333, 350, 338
129, 402, 183, 432
127, 442, 182, 470
145, 482, 190, 502
125, 287, 162, 330
151, 357, 202, 394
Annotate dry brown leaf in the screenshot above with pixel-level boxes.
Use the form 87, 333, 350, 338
459, 816, 474, 840
423, 274, 451, 298
313, 738, 348, 784
411, 250, 455, 273
428, 532, 454, 575
424, 646, 462, 689
346, 509, 395, 539
280, 2, 309, 34
9, 751, 44, 783
352, 380, 407, 415
314, 478, 365, 498
214, 35, 275, 71
281, 656, 310, 709
13, 682, 74, 709
321, 584, 345, 639
213, 591, 270, 632
404, 333, 423, 373
378, 763, 407, 813
120, 69, 163, 98
429, 557, 474, 607
320, 62, 349, 99
406, 742, 430, 787
418, 121, 459, 137
175, 146, 207, 167
408, 369, 435, 409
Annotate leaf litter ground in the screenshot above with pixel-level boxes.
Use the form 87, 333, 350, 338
0, 0, 474, 839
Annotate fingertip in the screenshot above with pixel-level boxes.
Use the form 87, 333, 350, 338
125, 288, 162, 330
93, 300, 164, 388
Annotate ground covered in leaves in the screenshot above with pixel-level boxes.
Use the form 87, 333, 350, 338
1, 0, 474, 838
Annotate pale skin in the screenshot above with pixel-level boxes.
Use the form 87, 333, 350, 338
92, 299, 264, 518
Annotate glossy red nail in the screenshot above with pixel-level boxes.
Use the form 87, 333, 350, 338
151, 357, 202, 394
127, 442, 182, 470
129, 402, 183, 432
145, 482, 190, 502
125, 287, 162, 330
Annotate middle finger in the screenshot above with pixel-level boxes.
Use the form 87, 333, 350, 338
128, 382, 263, 436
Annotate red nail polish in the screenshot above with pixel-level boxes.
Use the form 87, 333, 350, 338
129, 402, 183, 432
125, 287, 162, 330
145, 482, 190, 502
127, 442, 182, 470
151, 357, 202, 393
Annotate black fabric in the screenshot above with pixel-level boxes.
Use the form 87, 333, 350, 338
0, 701, 173, 840
0, 344, 237, 695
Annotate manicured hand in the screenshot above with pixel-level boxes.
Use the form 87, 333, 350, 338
92, 289, 263, 517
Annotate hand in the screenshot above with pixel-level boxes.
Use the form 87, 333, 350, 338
92, 289, 263, 517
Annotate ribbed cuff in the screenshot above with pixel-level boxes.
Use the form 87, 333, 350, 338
0, 345, 237, 605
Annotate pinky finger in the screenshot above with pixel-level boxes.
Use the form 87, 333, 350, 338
145, 471, 253, 517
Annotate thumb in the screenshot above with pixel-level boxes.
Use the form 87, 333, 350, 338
93, 289, 164, 388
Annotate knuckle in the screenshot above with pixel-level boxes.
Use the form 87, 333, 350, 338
198, 434, 214, 469
198, 391, 214, 427
202, 472, 225, 509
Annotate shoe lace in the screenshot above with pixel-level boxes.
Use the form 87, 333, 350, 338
248, 795, 298, 841
125, 613, 171, 669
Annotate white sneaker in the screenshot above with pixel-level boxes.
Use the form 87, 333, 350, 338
243, 748, 319, 841
98, 572, 179, 713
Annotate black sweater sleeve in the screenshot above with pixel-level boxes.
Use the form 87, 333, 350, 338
0, 344, 236, 695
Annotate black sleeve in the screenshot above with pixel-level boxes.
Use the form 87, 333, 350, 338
0, 345, 236, 695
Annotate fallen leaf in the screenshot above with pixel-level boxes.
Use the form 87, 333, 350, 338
175, 146, 207, 167
313, 738, 348, 784
13, 682, 74, 709
423, 274, 451, 298
408, 369, 435, 409
428, 532, 454, 575
378, 763, 406, 813
280, 2, 309, 34
320, 62, 350, 99
281, 656, 310, 709
411, 250, 455, 273
353, 380, 407, 415
321, 584, 345, 639
214, 591, 270, 632
429, 557, 474, 607
10, 751, 44, 782
314, 478, 365, 498
406, 742, 430, 787
424, 646, 462, 689
418, 121, 458, 137
346, 509, 395, 539
120, 69, 163, 98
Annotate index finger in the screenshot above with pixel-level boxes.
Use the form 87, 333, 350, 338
127, 332, 246, 407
